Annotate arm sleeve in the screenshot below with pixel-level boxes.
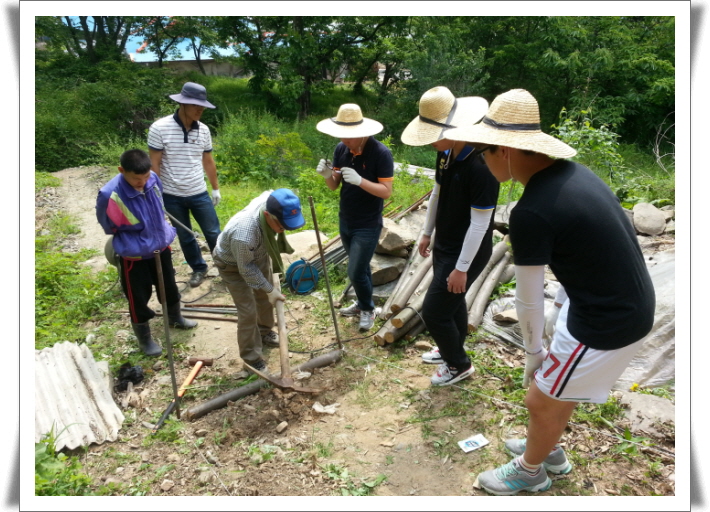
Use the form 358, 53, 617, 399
514, 265, 546, 355
422, 183, 440, 236
95, 191, 115, 235
455, 208, 495, 272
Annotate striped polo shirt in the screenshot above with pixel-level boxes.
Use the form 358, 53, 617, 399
147, 110, 213, 197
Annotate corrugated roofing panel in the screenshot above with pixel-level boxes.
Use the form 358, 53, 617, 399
35, 342, 125, 451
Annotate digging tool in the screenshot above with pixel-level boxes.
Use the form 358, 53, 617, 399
308, 196, 343, 350
153, 249, 181, 419
152, 356, 214, 433
243, 276, 321, 393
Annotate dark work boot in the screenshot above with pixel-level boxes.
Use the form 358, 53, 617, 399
167, 302, 198, 329
131, 322, 162, 356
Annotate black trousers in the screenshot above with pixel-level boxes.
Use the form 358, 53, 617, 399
421, 250, 487, 370
118, 247, 181, 324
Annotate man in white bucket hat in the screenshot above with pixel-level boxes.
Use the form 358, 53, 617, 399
315, 104, 394, 331
401, 86, 499, 387
446, 89, 655, 495
148, 82, 222, 289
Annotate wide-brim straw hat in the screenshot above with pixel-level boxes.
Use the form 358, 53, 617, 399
444, 89, 577, 159
316, 104, 383, 138
401, 86, 489, 146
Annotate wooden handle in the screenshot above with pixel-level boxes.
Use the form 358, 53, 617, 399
273, 274, 291, 380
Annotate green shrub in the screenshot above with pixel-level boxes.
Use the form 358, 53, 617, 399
35, 426, 94, 496
552, 106, 626, 183
214, 109, 313, 182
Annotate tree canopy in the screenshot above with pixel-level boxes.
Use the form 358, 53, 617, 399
35, 15, 675, 145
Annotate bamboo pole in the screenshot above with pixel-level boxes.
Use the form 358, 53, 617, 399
404, 322, 426, 341
468, 251, 513, 332
379, 228, 435, 319
389, 255, 434, 315
384, 313, 422, 344
463, 239, 511, 311
390, 266, 434, 328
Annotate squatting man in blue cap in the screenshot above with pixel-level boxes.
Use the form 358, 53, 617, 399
212, 189, 306, 375
148, 82, 222, 289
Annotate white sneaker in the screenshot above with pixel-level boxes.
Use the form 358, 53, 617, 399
430, 363, 474, 386
359, 309, 376, 331
422, 347, 443, 364
339, 302, 361, 317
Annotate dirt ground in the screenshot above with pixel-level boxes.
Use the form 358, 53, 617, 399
37, 166, 676, 501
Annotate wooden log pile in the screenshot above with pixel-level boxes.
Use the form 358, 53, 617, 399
374, 236, 512, 346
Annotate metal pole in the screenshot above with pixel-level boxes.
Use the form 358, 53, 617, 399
308, 196, 343, 350
153, 249, 181, 419
164, 210, 200, 241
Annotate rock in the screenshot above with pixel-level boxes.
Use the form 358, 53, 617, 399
345, 279, 398, 303
160, 479, 175, 491
283, 230, 329, 265
195, 429, 209, 437
633, 203, 666, 235
370, 253, 407, 286
413, 340, 433, 351
276, 421, 288, 433
493, 309, 518, 324
664, 219, 675, 234
377, 218, 417, 256
619, 393, 675, 436
103, 477, 122, 486
661, 209, 675, 221
197, 471, 213, 484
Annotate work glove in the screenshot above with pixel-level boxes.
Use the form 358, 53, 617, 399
544, 303, 562, 341
523, 348, 548, 388
266, 286, 286, 305
316, 158, 332, 179
340, 167, 362, 186
211, 189, 221, 207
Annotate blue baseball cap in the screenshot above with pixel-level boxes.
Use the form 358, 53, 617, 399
266, 189, 306, 230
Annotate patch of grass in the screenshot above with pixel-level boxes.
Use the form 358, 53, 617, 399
322, 463, 387, 496
143, 418, 185, 446
35, 425, 95, 496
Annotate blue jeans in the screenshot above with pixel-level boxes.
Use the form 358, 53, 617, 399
339, 219, 381, 312
163, 191, 221, 273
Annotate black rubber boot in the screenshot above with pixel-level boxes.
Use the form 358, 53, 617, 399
131, 322, 162, 356
167, 302, 198, 329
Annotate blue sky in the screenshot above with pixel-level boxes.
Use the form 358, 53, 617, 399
125, 37, 234, 63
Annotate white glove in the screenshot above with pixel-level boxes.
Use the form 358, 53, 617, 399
523, 348, 548, 388
316, 158, 332, 179
211, 189, 221, 206
340, 167, 362, 186
266, 286, 285, 305
544, 303, 562, 340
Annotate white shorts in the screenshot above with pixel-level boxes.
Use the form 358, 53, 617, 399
533, 302, 645, 404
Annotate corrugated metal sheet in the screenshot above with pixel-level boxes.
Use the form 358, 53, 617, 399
35, 342, 125, 451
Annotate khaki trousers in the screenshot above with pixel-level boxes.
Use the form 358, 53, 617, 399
213, 254, 275, 365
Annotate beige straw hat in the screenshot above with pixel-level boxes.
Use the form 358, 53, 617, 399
445, 89, 577, 159
316, 104, 383, 138
401, 86, 489, 146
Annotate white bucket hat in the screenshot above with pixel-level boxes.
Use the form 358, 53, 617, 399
316, 104, 383, 138
401, 86, 489, 146
444, 89, 577, 159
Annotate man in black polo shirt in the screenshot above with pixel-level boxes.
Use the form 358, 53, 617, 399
315, 104, 394, 331
148, 82, 222, 288
446, 89, 656, 495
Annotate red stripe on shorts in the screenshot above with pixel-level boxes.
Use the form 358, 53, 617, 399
549, 341, 585, 396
